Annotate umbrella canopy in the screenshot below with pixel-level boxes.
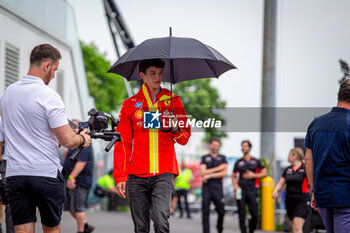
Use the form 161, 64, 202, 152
107, 36, 236, 84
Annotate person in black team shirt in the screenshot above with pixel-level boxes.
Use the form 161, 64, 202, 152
200, 137, 228, 233
272, 147, 310, 233
63, 120, 95, 233
232, 140, 267, 233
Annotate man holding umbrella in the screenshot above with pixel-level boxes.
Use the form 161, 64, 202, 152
114, 59, 191, 233
109, 33, 235, 233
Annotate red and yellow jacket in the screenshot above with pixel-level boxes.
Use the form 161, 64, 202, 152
113, 84, 191, 184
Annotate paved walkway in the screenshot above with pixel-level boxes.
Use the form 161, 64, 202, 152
31, 210, 279, 233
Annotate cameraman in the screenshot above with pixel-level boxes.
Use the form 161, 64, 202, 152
0, 44, 91, 233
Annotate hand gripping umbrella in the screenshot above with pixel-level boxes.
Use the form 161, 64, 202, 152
108, 28, 236, 131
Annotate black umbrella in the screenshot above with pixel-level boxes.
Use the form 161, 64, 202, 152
108, 29, 236, 114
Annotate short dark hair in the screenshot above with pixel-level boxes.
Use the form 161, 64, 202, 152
139, 59, 165, 74
241, 140, 252, 148
30, 44, 61, 66
108, 169, 114, 176
338, 79, 350, 103
210, 136, 221, 144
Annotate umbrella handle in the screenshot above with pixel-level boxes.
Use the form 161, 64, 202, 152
161, 28, 173, 134
160, 124, 172, 133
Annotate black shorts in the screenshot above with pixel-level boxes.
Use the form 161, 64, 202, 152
286, 196, 311, 220
64, 186, 90, 212
5, 171, 66, 227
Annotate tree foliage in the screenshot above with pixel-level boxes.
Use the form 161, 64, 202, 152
80, 41, 127, 113
174, 79, 227, 142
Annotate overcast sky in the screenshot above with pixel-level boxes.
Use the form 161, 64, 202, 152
67, 0, 350, 159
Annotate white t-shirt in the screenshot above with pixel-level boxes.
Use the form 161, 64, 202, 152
0, 75, 68, 178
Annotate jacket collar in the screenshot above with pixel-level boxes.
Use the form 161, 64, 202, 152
241, 156, 253, 162
290, 163, 304, 172
332, 107, 350, 113
137, 83, 174, 104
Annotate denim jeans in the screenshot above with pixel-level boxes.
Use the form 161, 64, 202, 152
127, 173, 174, 233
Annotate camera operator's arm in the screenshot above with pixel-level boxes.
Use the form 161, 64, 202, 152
52, 125, 91, 149
45, 92, 91, 148
114, 102, 133, 198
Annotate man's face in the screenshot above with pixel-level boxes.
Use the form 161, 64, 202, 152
241, 142, 251, 155
140, 66, 163, 90
43, 60, 59, 85
210, 141, 221, 154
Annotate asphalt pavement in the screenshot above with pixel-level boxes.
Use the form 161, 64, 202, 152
30, 209, 279, 233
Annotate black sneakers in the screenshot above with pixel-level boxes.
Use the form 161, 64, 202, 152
84, 223, 95, 233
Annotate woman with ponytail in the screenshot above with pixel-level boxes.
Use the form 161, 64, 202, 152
272, 148, 311, 233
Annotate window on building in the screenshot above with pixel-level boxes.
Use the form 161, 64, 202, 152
56, 69, 64, 101
4, 42, 20, 89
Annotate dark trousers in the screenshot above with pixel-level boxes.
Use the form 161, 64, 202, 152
107, 192, 118, 211
236, 189, 258, 233
5, 205, 14, 233
127, 173, 174, 233
319, 207, 350, 233
175, 189, 191, 218
202, 184, 225, 233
